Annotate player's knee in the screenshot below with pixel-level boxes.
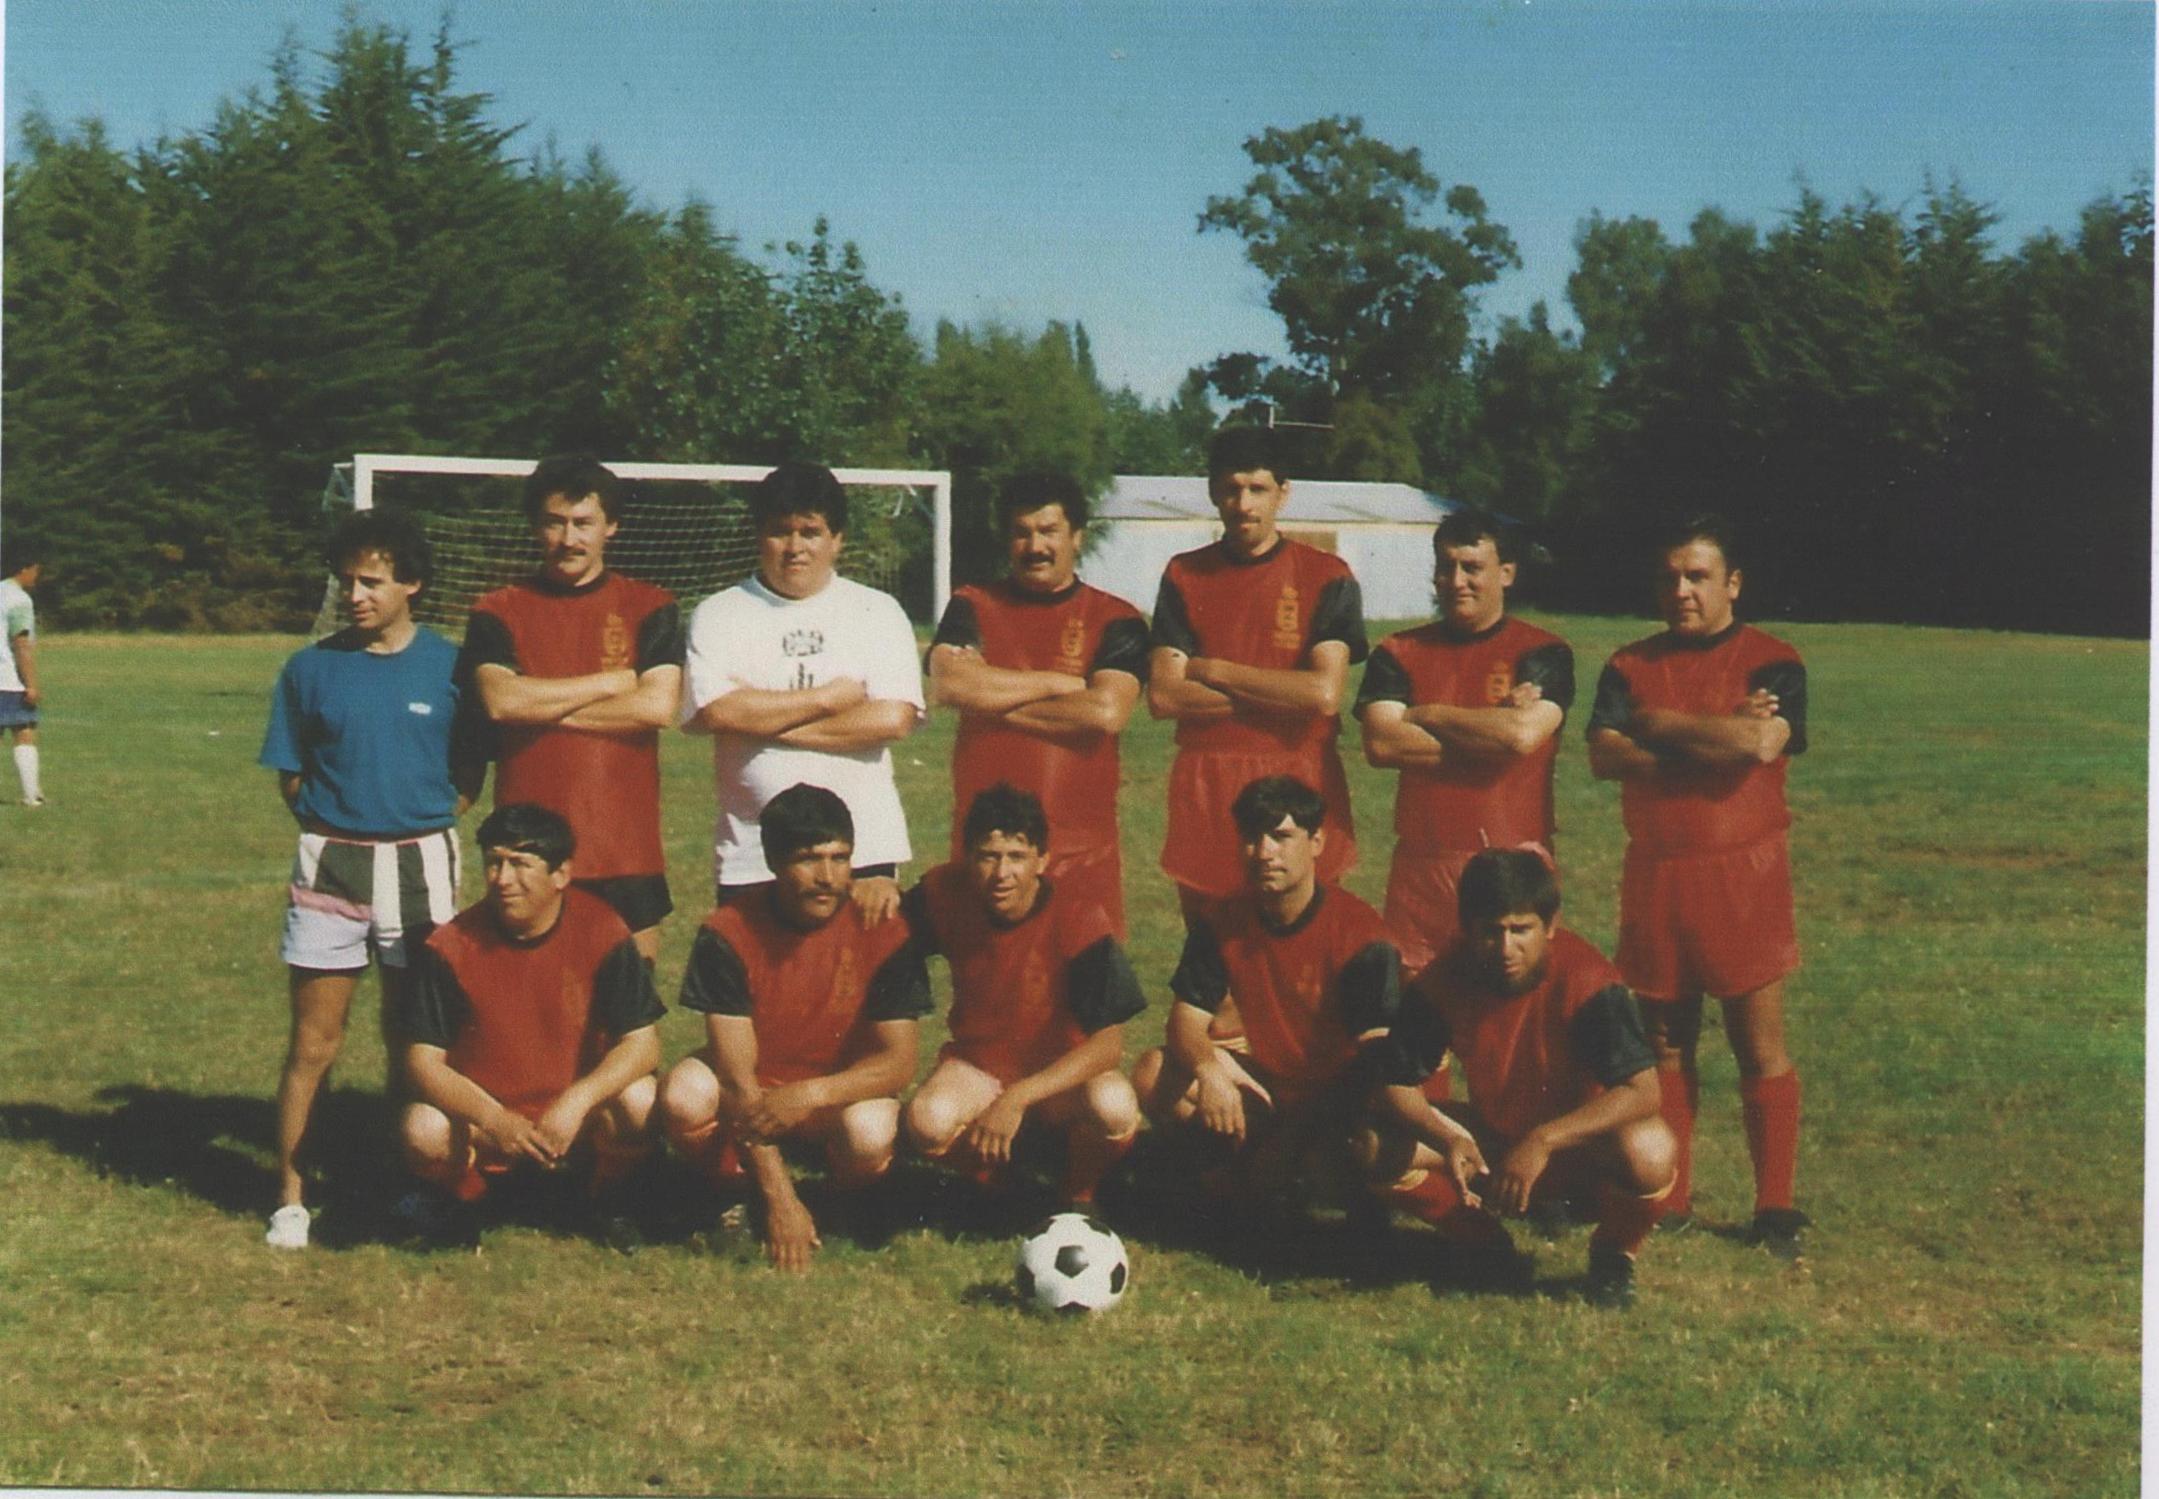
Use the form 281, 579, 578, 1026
1618, 1116, 1679, 1196
1084, 1070, 1141, 1140
833, 1098, 901, 1181
660, 1056, 721, 1137
286, 1014, 347, 1074
1131, 1048, 1187, 1123
904, 1086, 967, 1158
400, 1103, 454, 1169
599, 1074, 658, 1142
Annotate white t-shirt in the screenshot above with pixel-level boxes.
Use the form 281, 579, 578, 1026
0, 579, 32, 694
683, 573, 925, 886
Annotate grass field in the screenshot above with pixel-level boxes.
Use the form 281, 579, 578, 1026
0, 616, 2143, 1496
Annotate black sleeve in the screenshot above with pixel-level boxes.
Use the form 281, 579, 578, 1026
864, 940, 933, 1022
1064, 936, 1148, 1033
637, 601, 686, 674
897, 882, 942, 959
1585, 661, 1635, 738
927, 594, 983, 667
402, 945, 472, 1049
677, 926, 753, 1016
1307, 574, 1369, 663
592, 938, 666, 1036
1089, 616, 1152, 683
1149, 573, 1200, 656
1335, 939, 1403, 1036
1567, 984, 1657, 1087
1750, 659, 1808, 755
1516, 641, 1576, 716
1167, 918, 1229, 1012
1353, 643, 1412, 713
459, 609, 520, 674
1374, 991, 1452, 1087
448, 672, 494, 800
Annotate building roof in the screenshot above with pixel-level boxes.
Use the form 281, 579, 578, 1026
1099, 475, 1457, 526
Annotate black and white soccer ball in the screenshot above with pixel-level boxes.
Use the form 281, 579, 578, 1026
1015, 1212, 1129, 1315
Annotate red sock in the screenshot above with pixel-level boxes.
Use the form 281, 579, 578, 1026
1657, 1067, 1696, 1216
1061, 1127, 1136, 1205
1590, 1183, 1662, 1258
1740, 1070, 1801, 1213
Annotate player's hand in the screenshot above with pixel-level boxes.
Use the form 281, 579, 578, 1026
966, 1092, 1028, 1166
532, 1096, 590, 1165
821, 676, 869, 712
763, 1193, 821, 1273
1736, 689, 1780, 720
1442, 1133, 1490, 1208
1193, 1064, 1248, 1143
743, 1081, 817, 1142
1184, 655, 1217, 687
481, 1109, 553, 1166
1491, 1133, 1552, 1216
850, 875, 901, 926
1506, 681, 1544, 709
19, 686, 38, 709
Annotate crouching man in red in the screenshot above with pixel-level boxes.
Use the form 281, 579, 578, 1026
1365, 848, 1675, 1307
397, 803, 662, 1245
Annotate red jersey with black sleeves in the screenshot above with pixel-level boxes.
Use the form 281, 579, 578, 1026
932, 580, 1149, 857
903, 863, 1145, 1084
1150, 538, 1368, 756
1383, 927, 1654, 1142
1588, 623, 1808, 854
677, 895, 930, 1084
1171, 885, 1401, 1108
405, 888, 664, 1122
461, 572, 683, 880
1355, 616, 1575, 853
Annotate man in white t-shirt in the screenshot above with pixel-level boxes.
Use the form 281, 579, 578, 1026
0, 543, 46, 807
682, 462, 924, 919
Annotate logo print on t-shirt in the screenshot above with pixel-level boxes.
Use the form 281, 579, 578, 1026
1484, 660, 1515, 705
1273, 585, 1302, 653
782, 628, 825, 659
601, 611, 632, 671
1057, 617, 1088, 675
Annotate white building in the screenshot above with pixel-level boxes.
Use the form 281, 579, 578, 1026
1077, 475, 1460, 625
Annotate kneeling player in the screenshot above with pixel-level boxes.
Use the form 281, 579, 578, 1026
396, 804, 662, 1240
1132, 775, 1401, 1211
1366, 848, 1675, 1306
660, 784, 929, 1272
901, 784, 1144, 1208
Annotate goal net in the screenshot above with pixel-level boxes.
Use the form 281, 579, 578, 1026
312, 454, 953, 637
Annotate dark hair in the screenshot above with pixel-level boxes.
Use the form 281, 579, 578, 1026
523, 453, 625, 523
327, 509, 433, 590
476, 802, 576, 870
750, 460, 849, 535
1206, 426, 1290, 486
1230, 775, 1327, 840
1433, 505, 1514, 566
3, 538, 45, 575
1457, 848, 1561, 926
760, 783, 856, 869
1656, 512, 1741, 573
963, 781, 1049, 853
996, 471, 1089, 533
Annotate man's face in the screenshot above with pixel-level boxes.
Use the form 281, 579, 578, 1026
534, 491, 617, 587
1470, 909, 1554, 995
1659, 539, 1740, 638
337, 548, 422, 636
1209, 468, 1288, 558
1242, 813, 1322, 900
771, 839, 853, 929
1006, 504, 1081, 595
482, 845, 572, 936
969, 830, 1045, 923
1435, 537, 1514, 634
759, 511, 843, 600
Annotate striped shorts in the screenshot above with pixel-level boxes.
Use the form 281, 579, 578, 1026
280, 828, 462, 971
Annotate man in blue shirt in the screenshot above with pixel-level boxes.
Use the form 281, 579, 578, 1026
259, 510, 485, 1249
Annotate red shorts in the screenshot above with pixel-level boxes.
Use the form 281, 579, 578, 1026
1617, 835, 1799, 1000
1048, 840, 1125, 940
1382, 846, 1476, 976
1161, 745, 1356, 897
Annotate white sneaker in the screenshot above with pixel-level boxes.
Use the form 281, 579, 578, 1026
265, 1203, 311, 1249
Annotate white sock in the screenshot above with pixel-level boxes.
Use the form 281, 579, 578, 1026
14, 743, 39, 802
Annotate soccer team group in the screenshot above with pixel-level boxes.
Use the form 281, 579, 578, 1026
259, 427, 1810, 1307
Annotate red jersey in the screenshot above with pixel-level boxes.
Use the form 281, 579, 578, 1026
1587, 623, 1808, 855
462, 572, 683, 880
932, 579, 1149, 857
406, 888, 663, 1121
904, 863, 1145, 1084
1356, 615, 1575, 853
1171, 884, 1400, 1108
677, 895, 930, 1084
1388, 927, 1654, 1143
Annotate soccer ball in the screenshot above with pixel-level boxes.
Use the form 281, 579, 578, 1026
1015, 1212, 1129, 1315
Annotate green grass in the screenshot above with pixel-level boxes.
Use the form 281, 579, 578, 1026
0, 616, 2143, 1495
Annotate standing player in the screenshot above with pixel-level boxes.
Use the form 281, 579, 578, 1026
1366, 849, 1676, 1307
927, 471, 1148, 934
901, 784, 1145, 1209
0, 543, 45, 806
260, 512, 484, 1249
1133, 776, 1401, 1211
1148, 427, 1366, 912
659, 785, 930, 1272
682, 461, 923, 919
1357, 508, 1573, 973
1587, 515, 1809, 1260
462, 454, 683, 963
397, 804, 663, 1243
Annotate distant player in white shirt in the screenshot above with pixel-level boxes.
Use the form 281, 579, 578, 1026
0, 542, 46, 807
681, 462, 924, 919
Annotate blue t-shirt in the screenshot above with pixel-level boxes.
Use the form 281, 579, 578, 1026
260, 627, 473, 837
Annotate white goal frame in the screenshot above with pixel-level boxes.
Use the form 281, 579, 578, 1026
343, 452, 955, 619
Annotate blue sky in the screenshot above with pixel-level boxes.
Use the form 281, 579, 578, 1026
7, 1, 2152, 401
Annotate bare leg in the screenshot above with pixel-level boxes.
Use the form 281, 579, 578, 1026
275, 968, 361, 1209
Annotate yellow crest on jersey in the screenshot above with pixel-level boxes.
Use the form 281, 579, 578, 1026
1058, 617, 1088, 674
1484, 660, 1515, 705
1272, 585, 1302, 652
600, 611, 632, 671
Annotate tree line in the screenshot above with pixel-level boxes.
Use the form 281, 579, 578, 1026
4, 20, 2147, 635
